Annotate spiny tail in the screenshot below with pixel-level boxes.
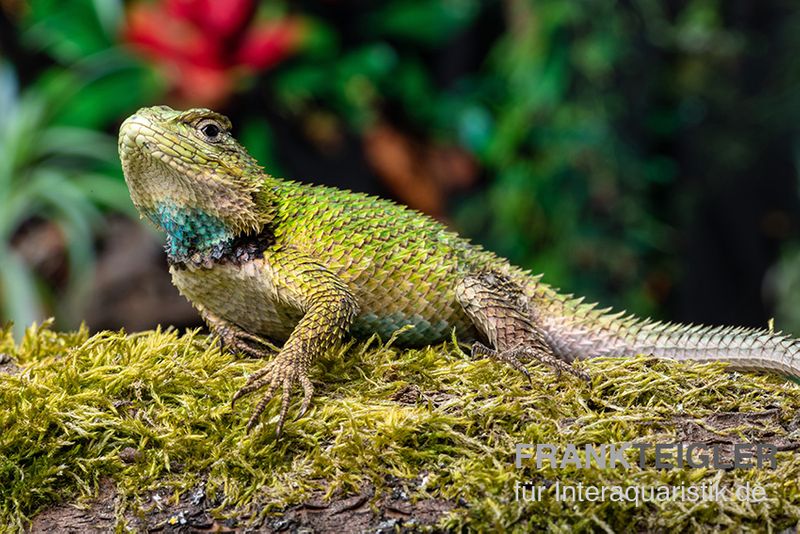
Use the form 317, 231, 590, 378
532, 284, 800, 378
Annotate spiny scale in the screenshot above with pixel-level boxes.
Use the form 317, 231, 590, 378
535, 288, 800, 376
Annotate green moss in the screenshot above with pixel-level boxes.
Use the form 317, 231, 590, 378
1, 322, 800, 532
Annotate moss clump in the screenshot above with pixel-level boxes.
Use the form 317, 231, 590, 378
1, 321, 800, 532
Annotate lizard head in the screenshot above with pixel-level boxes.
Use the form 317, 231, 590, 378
118, 106, 276, 241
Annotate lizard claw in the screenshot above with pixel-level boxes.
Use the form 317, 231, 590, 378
231, 390, 243, 410
295, 375, 314, 421
225, 336, 275, 359
231, 364, 272, 409
233, 355, 311, 436
576, 367, 592, 386
471, 341, 532, 385
520, 366, 533, 386
206, 313, 277, 360
244, 378, 281, 434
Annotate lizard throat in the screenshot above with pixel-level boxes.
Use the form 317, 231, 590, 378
150, 203, 273, 268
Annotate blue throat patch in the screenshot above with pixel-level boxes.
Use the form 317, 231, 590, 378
150, 203, 233, 263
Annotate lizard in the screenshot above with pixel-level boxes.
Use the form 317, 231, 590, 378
118, 105, 800, 436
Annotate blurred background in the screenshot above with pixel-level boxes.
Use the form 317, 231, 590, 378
0, 0, 799, 339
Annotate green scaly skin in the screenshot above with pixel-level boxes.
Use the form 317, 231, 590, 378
119, 106, 800, 435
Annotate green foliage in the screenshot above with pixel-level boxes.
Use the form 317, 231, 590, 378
0, 0, 162, 335
0, 63, 138, 337
22, 0, 160, 129
366, 0, 482, 45
23, 0, 122, 61
2, 323, 800, 531
767, 246, 800, 335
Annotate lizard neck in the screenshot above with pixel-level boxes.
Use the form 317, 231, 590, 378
150, 202, 275, 269
150, 202, 235, 265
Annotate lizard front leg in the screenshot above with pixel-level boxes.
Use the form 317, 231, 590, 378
231, 248, 359, 435
455, 272, 589, 383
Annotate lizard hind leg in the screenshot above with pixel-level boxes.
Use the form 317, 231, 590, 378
455, 272, 590, 384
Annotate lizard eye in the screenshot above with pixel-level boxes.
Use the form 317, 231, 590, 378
197, 120, 223, 142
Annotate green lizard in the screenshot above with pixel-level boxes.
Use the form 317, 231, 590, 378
119, 106, 800, 435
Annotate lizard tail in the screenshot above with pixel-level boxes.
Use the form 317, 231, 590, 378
537, 296, 800, 378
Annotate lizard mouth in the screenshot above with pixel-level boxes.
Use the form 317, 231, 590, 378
119, 113, 145, 149
118, 110, 204, 222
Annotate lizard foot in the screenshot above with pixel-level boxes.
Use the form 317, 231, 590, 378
207, 315, 277, 359
471, 341, 590, 385
231, 355, 314, 436
222, 332, 276, 359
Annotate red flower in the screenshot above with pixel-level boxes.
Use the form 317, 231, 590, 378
124, 0, 304, 106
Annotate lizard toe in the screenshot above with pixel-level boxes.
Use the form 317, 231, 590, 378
245, 377, 282, 433
295, 375, 315, 421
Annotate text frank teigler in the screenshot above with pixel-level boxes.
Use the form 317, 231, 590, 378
513, 442, 776, 505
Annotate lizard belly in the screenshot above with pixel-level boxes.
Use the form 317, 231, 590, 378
170, 260, 301, 341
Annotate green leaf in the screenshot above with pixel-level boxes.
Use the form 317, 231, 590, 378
36, 127, 117, 161
367, 0, 481, 46
23, 0, 120, 62
0, 250, 43, 339
71, 174, 136, 216
239, 119, 285, 178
